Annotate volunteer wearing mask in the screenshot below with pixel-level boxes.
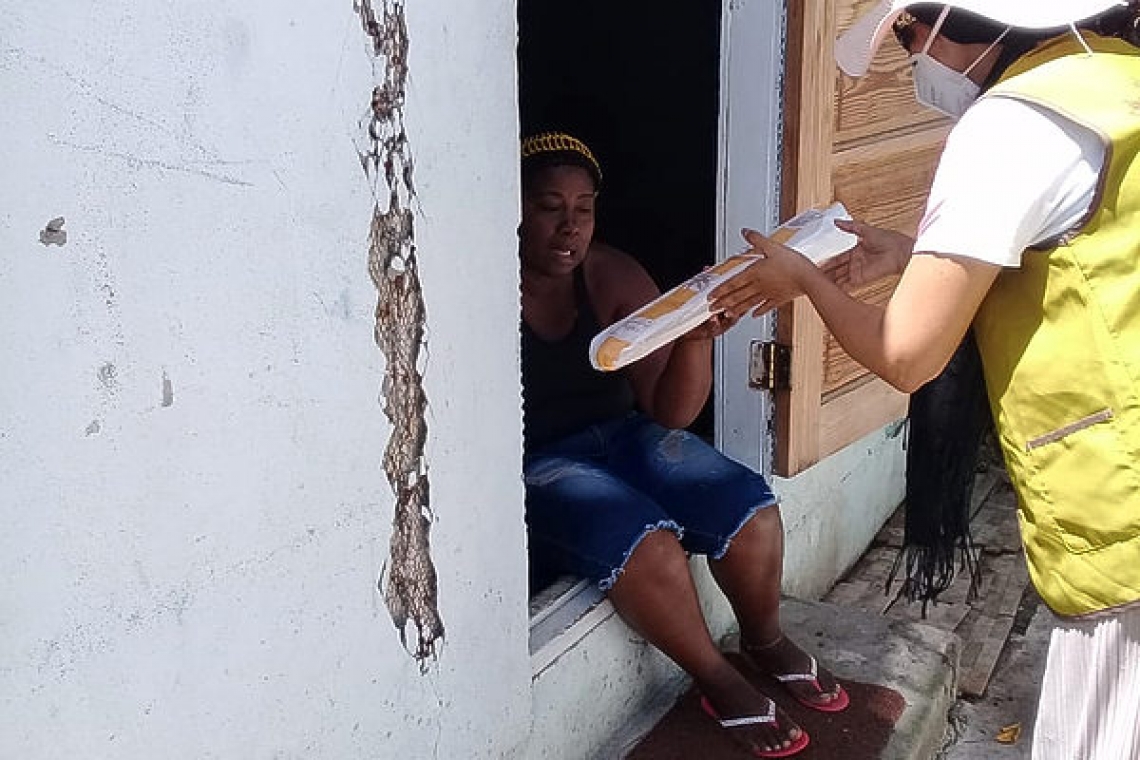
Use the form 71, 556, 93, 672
711, 2, 1140, 758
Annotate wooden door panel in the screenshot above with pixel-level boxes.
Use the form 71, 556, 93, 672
823, 129, 947, 392
834, 53, 948, 144
833, 129, 948, 229
818, 375, 909, 461
822, 276, 898, 391
775, 0, 948, 476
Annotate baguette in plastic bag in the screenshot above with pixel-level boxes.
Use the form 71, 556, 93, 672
590, 202, 857, 372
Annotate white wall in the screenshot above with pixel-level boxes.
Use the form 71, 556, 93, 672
0, 2, 530, 758
778, 423, 908, 598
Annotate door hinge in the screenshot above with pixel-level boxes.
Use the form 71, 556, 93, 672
749, 340, 791, 391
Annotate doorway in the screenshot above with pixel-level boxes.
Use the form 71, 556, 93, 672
517, 1, 786, 661
517, 0, 724, 437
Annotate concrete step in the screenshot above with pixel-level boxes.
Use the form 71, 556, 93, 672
623, 597, 960, 760
780, 598, 960, 759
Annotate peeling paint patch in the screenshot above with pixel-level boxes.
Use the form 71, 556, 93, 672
161, 371, 174, 407
97, 362, 117, 391
355, 0, 444, 668
39, 217, 67, 246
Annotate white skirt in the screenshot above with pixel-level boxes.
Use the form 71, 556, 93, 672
1033, 604, 1140, 760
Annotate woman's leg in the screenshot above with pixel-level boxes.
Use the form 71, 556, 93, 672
706, 506, 785, 646
600, 418, 842, 709
608, 528, 803, 755
526, 424, 807, 752
709, 507, 845, 708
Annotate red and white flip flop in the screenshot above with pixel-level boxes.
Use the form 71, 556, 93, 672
773, 654, 850, 713
700, 696, 811, 758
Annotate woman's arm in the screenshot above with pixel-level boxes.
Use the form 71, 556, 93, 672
823, 219, 915, 288
710, 229, 1000, 393
589, 244, 736, 428
720, 100, 1089, 389
629, 317, 739, 429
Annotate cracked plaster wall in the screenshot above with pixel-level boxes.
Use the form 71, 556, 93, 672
0, 2, 528, 758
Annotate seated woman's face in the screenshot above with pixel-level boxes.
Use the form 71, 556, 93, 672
520, 164, 597, 276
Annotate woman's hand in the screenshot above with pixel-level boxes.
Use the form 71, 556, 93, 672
681, 310, 742, 342
709, 229, 813, 318
823, 219, 914, 289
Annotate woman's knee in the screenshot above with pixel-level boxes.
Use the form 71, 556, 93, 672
623, 527, 689, 578
727, 504, 784, 558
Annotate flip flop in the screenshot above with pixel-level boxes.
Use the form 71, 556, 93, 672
772, 654, 850, 713
700, 696, 811, 759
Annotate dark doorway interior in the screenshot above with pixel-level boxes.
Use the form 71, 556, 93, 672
517, 1, 723, 436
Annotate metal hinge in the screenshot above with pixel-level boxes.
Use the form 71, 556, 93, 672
749, 340, 791, 391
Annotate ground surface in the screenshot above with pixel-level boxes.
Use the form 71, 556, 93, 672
625, 455, 1051, 759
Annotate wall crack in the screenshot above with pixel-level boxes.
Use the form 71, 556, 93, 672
354, 0, 444, 669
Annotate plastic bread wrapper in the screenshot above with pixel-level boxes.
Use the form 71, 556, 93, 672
590, 202, 857, 372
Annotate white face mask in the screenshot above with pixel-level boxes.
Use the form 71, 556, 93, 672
909, 7, 1009, 120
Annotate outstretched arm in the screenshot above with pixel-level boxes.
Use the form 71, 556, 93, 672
823, 219, 915, 288
709, 229, 1000, 393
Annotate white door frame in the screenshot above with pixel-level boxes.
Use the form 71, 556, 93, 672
714, 0, 784, 477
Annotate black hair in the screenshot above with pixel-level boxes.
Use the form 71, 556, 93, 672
1087, 2, 1140, 46
895, 4, 1124, 90
903, 4, 1019, 45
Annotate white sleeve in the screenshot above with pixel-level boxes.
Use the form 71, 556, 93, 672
913, 97, 1104, 268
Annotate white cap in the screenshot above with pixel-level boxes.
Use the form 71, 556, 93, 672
835, 0, 1127, 77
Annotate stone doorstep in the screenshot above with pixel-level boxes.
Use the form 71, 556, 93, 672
832, 467, 1025, 701
618, 597, 960, 760
776, 597, 961, 760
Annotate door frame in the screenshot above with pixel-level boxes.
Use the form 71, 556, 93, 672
713, 0, 785, 477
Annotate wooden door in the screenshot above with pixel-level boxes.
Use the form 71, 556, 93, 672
775, 0, 951, 476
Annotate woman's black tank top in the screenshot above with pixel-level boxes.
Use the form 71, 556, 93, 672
521, 268, 636, 453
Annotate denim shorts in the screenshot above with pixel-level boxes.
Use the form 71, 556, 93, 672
524, 413, 777, 592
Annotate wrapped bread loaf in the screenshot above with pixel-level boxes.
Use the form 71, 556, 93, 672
590, 202, 857, 372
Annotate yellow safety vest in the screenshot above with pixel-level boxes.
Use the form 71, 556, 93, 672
973, 33, 1140, 617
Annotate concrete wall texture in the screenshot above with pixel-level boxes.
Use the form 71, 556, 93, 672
0, 2, 531, 758
1, 2, 908, 758
779, 425, 907, 600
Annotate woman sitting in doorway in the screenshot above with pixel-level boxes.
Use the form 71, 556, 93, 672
519, 131, 848, 758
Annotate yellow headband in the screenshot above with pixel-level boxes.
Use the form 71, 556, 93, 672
520, 132, 603, 184
893, 11, 917, 32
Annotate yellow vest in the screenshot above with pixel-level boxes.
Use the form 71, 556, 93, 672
973, 34, 1140, 617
